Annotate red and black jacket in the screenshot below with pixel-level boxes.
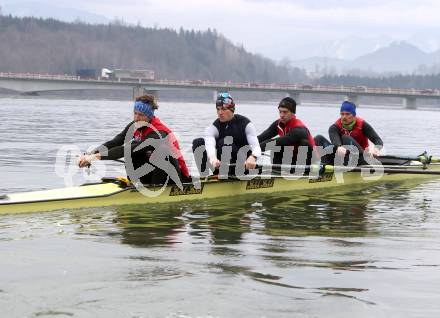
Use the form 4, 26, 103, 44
94, 117, 190, 179
277, 117, 316, 149
258, 116, 316, 154
133, 117, 190, 178
333, 117, 373, 150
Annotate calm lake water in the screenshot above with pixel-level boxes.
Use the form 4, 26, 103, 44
1, 97, 440, 317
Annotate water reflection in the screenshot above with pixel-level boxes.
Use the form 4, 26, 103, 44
112, 205, 185, 247
65, 180, 436, 251
183, 202, 251, 245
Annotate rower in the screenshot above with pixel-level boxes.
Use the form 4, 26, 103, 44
192, 92, 261, 176
258, 97, 316, 166
78, 94, 190, 184
314, 100, 383, 165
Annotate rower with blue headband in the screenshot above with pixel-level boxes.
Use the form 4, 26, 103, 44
78, 94, 190, 184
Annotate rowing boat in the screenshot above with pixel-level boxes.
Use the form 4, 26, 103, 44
1, 161, 440, 215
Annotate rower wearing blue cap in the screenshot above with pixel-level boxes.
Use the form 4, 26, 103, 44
314, 100, 383, 164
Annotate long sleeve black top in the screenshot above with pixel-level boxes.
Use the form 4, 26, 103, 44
258, 120, 310, 150
328, 121, 383, 148
92, 121, 167, 160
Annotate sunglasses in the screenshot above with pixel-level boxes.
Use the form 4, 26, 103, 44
216, 92, 233, 107
218, 92, 231, 99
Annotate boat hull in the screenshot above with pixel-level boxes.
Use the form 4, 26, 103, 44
1, 164, 440, 215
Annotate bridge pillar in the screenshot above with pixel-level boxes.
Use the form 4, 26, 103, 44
403, 97, 417, 109
213, 90, 218, 101
132, 87, 158, 99
344, 94, 359, 107
286, 92, 301, 105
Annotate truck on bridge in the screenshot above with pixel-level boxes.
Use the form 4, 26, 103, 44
76, 68, 155, 82
102, 68, 155, 82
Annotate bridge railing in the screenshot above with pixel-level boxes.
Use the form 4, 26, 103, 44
1, 72, 440, 97
0, 72, 79, 81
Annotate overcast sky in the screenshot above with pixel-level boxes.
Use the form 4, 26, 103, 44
3, 0, 440, 60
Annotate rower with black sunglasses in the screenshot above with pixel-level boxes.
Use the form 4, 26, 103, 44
192, 92, 261, 176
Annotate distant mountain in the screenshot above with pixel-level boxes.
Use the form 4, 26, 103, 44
314, 35, 393, 60
353, 41, 431, 73
293, 41, 440, 74
283, 35, 393, 61
1, 2, 109, 24
289, 56, 349, 74
429, 48, 440, 65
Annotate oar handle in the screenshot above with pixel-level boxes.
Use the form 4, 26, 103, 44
86, 158, 125, 166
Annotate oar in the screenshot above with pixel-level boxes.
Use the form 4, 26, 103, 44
348, 166, 440, 175
227, 163, 324, 172
269, 164, 440, 176
262, 151, 438, 164
379, 153, 438, 164
227, 163, 440, 176
84, 158, 125, 167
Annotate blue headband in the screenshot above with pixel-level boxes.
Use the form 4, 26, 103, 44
340, 101, 356, 116
134, 101, 155, 118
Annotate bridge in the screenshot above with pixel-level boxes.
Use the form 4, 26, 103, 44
1, 72, 440, 109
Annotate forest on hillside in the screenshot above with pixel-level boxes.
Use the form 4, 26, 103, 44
0, 15, 307, 83
3, 14, 440, 89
